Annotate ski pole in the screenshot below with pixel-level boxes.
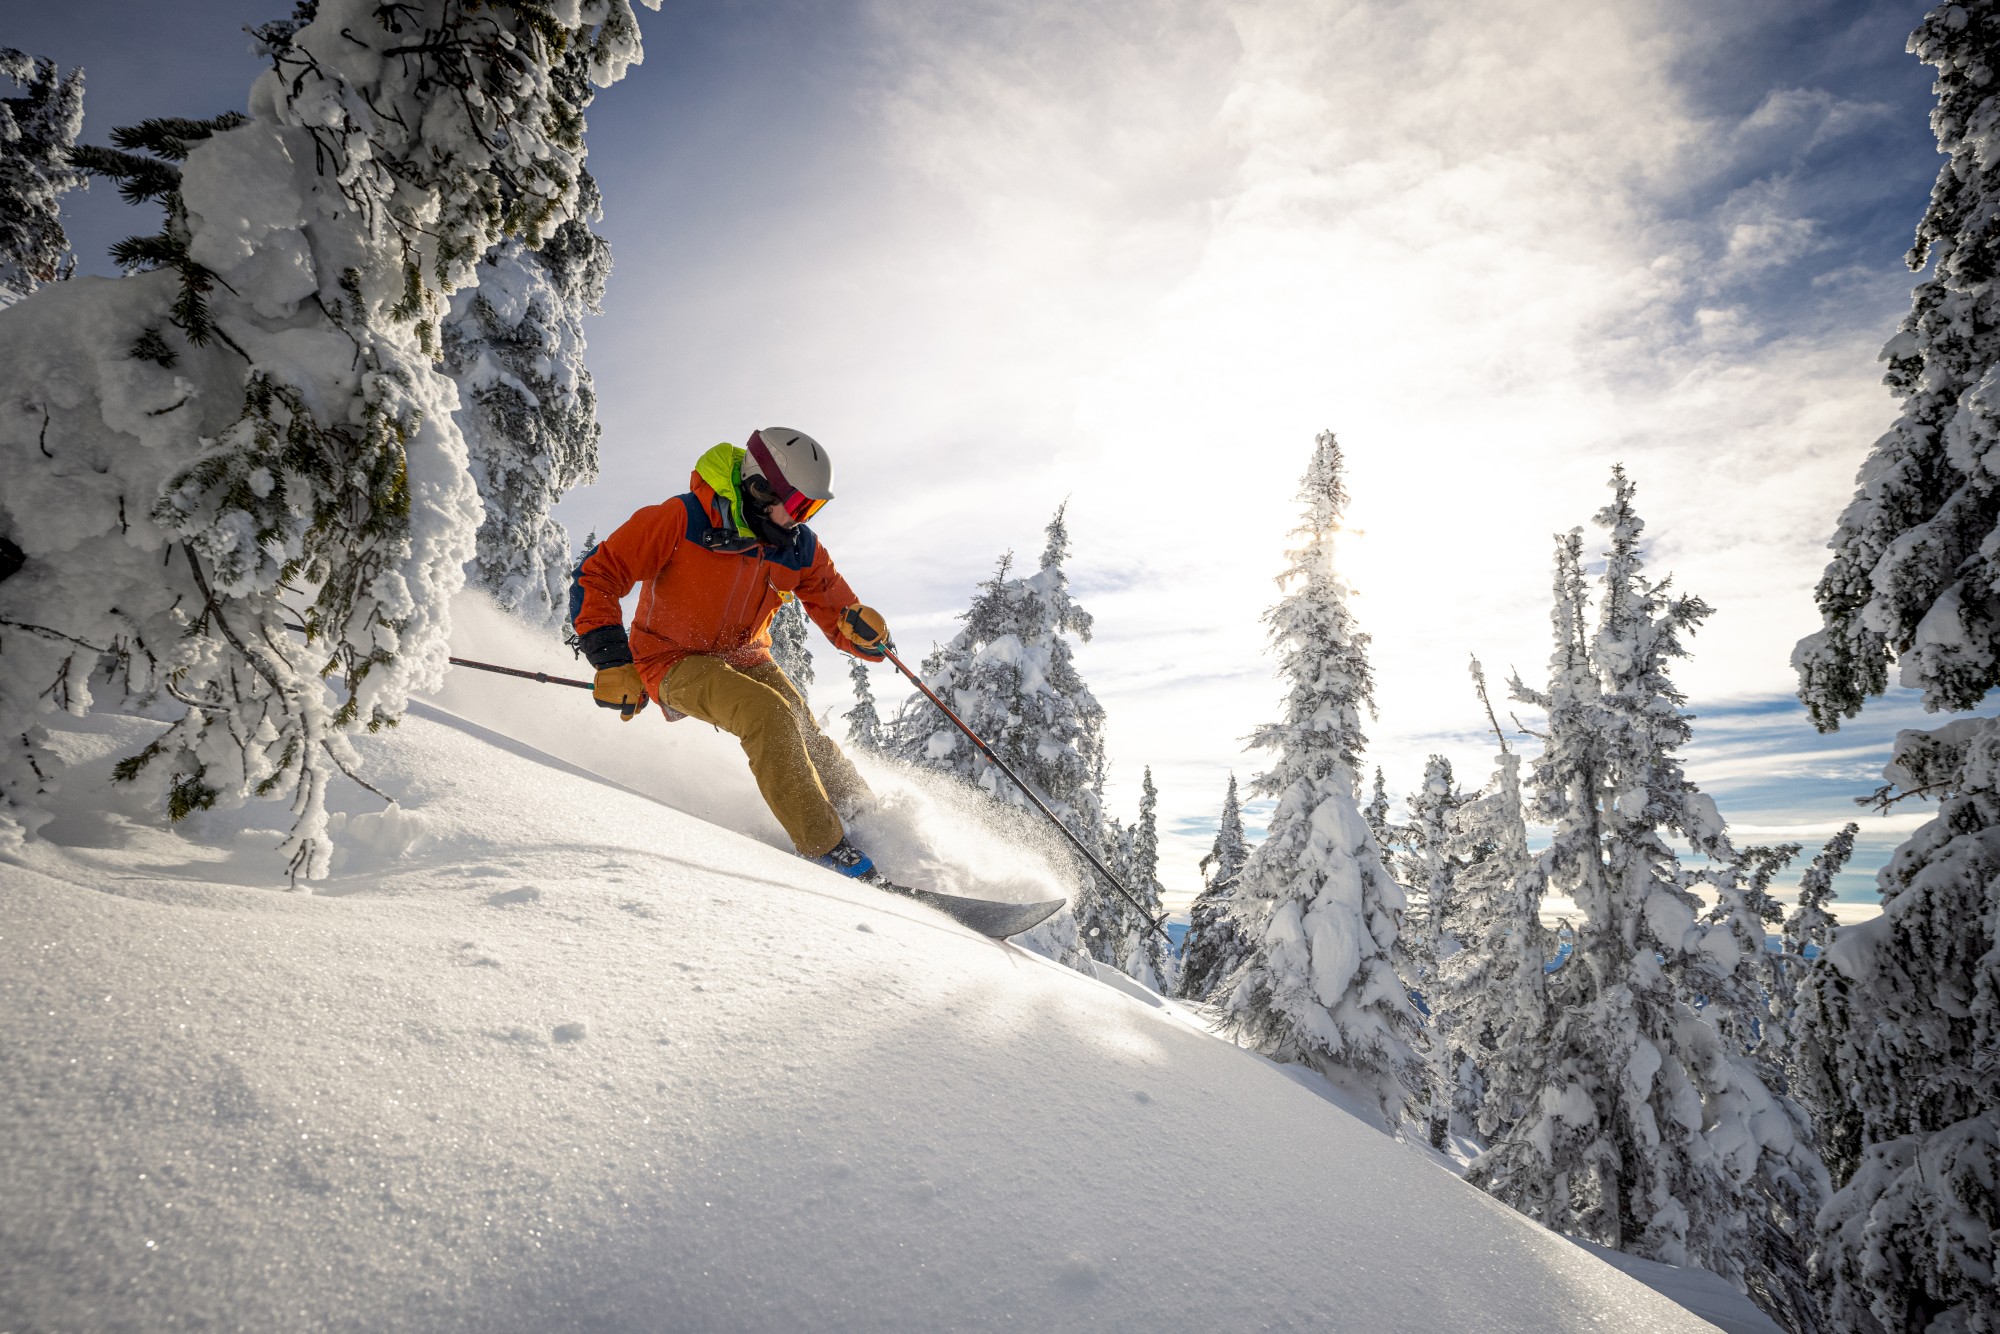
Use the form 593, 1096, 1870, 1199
444, 656, 594, 690
279, 623, 595, 691
880, 645, 1172, 945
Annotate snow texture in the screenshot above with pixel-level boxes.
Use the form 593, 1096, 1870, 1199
0, 633, 1732, 1332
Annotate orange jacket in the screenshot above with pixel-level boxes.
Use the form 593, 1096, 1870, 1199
569, 470, 864, 696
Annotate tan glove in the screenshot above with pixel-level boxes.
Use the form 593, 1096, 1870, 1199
839, 604, 890, 659
593, 664, 649, 721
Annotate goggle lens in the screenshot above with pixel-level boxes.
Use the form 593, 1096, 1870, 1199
785, 492, 828, 523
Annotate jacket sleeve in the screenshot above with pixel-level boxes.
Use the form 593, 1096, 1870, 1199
569, 501, 687, 669
791, 540, 868, 657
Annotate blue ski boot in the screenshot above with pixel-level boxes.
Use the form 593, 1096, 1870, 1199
811, 837, 876, 880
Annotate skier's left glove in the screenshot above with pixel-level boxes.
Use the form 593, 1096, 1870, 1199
593, 664, 650, 721
839, 604, 890, 660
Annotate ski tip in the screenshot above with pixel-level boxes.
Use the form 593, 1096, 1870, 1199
914, 888, 1065, 939
866, 879, 1065, 939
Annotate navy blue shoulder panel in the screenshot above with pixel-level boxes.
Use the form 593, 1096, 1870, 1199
764, 524, 819, 572
678, 492, 713, 543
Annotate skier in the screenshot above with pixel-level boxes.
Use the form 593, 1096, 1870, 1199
568, 429, 893, 879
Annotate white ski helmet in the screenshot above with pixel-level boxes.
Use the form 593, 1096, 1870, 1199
744, 427, 834, 522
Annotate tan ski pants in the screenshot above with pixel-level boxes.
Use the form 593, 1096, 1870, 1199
662, 655, 871, 858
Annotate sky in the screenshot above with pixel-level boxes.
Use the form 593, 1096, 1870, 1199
11, 0, 1958, 910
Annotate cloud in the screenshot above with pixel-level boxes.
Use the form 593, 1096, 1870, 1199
564, 0, 1942, 896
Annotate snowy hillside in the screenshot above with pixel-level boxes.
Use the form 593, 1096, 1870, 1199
3, 612, 1730, 1332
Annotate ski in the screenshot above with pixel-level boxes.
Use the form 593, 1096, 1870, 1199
863, 872, 1065, 939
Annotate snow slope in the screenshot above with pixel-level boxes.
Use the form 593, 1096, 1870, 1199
1, 662, 1723, 1330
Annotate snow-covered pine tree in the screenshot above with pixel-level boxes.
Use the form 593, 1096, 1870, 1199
0, 49, 85, 306
1367, 764, 1415, 898
844, 657, 882, 751
1798, 724, 2000, 1334
441, 166, 610, 623
1443, 786, 1546, 1137
1797, 7, 2000, 727
1116, 766, 1174, 992
1364, 765, 1396, 857
1213, 431, 1421, 1122
1783, 824, 1854, 966
0, 0, 653, 873
1476, 474, 1827, 1334
1436, 657, 1548, 1145
1179, 773, 1250, 1001
1405, 753, 1467, 1149
768, 595, 815, 703
882, 505, 1105, 969
1078, 814, 1133, 966
887, 510, 1104, 825
1784, 9, 2000, 1329
1706, 844, 1800, 1073
1777, 824, 1857, 1170
885, 508, 1103, 834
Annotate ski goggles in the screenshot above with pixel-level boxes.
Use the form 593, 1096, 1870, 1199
780, 491, 827, 523
746, 432, 830, 524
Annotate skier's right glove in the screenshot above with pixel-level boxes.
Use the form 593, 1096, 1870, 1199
839, 604, 890, 660
593, 664, 650, 721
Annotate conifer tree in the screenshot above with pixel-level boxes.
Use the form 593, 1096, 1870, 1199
441, 165, 610, 623
769, 596, 815, 702
1783, 824, 1853, 966
1179, 773, 1250, 1002
0, 0, 654, 871
0, 49, 85, 305
1784, 6, 2000, 1328
1405, 754, 1467, 1149
1797, 6, 2000, 725
883, 505, 1105, 967
1436, 658, 1549, 1145
1078, 815, 1133, 967
885, 508, 1102, 828
1777, 825, 1856, 1164
1441, 769, 1546, 1140
1475, 474, 1825, 1333
1214, 431, 1420, 1121
886, 508, 1104, 826
844, 657, 882, 752
1798, 725, 2000, 1334
1117, 767, 1174, 992
1699, 844, 1798, 1070
1364, 766, 1397, 860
